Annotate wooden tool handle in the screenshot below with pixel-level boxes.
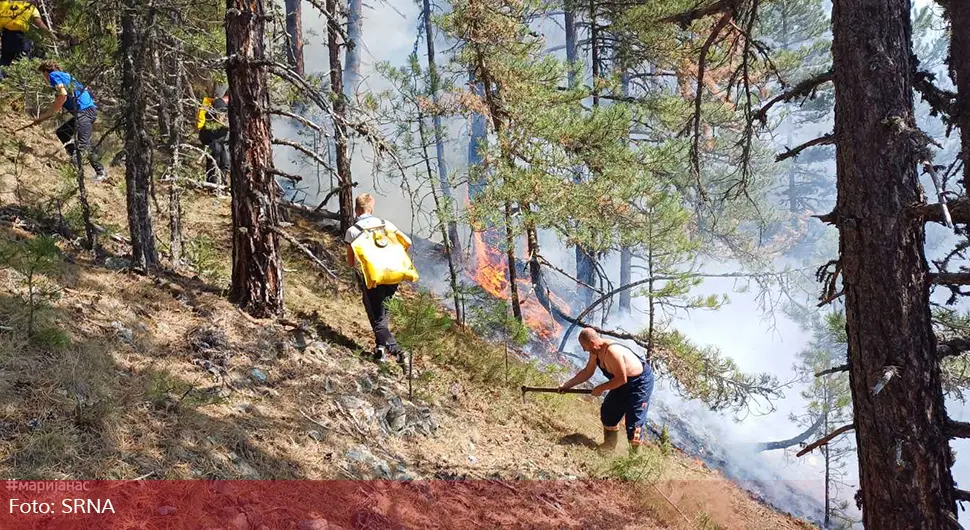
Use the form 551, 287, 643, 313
521, 386, 592, 395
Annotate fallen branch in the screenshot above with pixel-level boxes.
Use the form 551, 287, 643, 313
651, 483, 693, 526
280, 201, 341, 222
776, 133, 835, 162
271, 226, 339, 281
796, 424, 854, 457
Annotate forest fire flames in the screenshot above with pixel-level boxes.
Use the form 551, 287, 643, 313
469, 231, 565, 346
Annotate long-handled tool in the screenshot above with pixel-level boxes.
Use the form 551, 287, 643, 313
521, 386, 592, 403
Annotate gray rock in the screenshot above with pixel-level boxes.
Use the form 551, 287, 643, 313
111, 321, 134, 343
250, 368, 269, 384
356, 375, 374, 394
384, 398, 406, 435
105, 257, 133, 271
338, 396, 375, 422
467, 455, 478, 464
344, 445, 391, 479
308, 430, 324, 442
407, 405, 437, 437
229, 512, 250, 530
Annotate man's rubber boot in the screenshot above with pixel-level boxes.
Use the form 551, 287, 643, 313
598, 428, 619, 454
394, 350, 410, 376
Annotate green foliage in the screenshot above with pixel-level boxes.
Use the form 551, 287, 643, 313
386, 291, 454, 357
464, 286, 528, 346
184, 234, 229, 288
606, 445, 667, 482
0, 235, 64, 339
653, 330, 781, 414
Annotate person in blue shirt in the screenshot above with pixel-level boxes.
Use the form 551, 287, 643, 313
19, 60, 106, 181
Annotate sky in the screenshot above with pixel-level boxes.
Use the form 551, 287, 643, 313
277, 0, 970, 525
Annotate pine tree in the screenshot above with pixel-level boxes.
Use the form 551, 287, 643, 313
226, 0, 285, 318
121, 0, 159, 271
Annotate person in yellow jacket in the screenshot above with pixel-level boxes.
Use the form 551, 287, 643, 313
196, 88, 230, 184
345, 193, 413, 370
0, 1, 54, 69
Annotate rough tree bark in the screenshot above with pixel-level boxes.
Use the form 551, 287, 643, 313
284, 0, 305, 76
832, 0, 956, 526
226, 0, 285, 318
327, 0, 354, 235
121, 0, 159, 271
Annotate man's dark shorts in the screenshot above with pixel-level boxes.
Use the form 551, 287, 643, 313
600, 363, 655, 445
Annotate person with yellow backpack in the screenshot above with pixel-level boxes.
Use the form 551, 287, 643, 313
0, 1, 54, 69
196, 88, 230, 184
345, 193, 419, 371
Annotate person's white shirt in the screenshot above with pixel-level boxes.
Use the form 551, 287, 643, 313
344, 213, 412, 246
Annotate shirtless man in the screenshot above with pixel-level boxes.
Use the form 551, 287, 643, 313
560, 328, 655, 451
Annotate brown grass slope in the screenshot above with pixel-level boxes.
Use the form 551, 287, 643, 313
0, 112, 815, 530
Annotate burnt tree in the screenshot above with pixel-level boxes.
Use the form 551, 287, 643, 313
121, 0, 159, 271
831, 0, 956, 527
327, 0, 354, 234
226, 0, 285, 317
284, 0, 304, 76
944, 2, 970, 176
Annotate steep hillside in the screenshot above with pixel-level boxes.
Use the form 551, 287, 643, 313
0, 114, 815, 529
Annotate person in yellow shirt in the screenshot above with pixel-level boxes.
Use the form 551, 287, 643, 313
0, 1, 54, 68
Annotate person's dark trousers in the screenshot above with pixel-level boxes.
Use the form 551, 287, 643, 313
0, 29, 32, 67
360, 279, 401, 356
55, 107, 105, 175
200, 130, 230, 184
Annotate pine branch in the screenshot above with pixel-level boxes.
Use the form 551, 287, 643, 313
913, 69, 956, 123
921, 197, 970, 226
272, 138, 335, 174
815, 364, 849, 377
776, 133, 835, 162
938, 337, 970, 359
946, 419, 970, 439
754, 70, 833, 125
796, 423, 855, 457
756, 413, 825, 452
930, 273, 970, 286
956, 489, 970, 503
658, 0, 740, 27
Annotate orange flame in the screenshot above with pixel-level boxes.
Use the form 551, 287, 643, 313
469, 231, 564, 347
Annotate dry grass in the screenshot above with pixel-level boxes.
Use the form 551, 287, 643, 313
0, 99, 816, 529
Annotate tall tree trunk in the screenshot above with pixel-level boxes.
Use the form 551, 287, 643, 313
226, 0, 285, 318
832, 0, 955, 526
574, 0, 599, 307
327, 0, 354, 234
946, 2, 970, 182
505, 201, 522, 323
344, 0, 362, 99
417, 104, 463, 325
565, 1, 596, 307
153, 35, 184, 267
284, 0, 305, 76
618, 71, 632, 313
121, 1, 159, 271
423, 0, 462, 259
